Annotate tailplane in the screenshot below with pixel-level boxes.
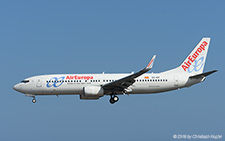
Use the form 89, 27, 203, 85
189, 70, 218, 79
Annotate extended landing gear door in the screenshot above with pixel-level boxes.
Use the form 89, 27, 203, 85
174, 76, 179, 87
36, 78, 42, 87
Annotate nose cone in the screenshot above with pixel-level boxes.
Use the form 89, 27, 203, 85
13, 84, 21, 92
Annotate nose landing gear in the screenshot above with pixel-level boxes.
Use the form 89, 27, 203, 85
32, 97, 36, 103
109, 95, 119, 104
26, 94, 37, 103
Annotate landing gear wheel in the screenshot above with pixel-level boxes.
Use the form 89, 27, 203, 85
109, 98, 115, 104
32, 98, 36, 103
113, 95, 119, 102
109, 95, 119, 104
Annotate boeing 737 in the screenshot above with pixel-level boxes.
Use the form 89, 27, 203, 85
13, 38, 217, 104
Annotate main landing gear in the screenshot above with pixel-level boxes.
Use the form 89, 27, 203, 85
109, 95, 119, 104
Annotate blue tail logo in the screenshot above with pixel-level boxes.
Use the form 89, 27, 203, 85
188, 57, 204, 73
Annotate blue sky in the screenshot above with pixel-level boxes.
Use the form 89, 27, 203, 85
1, 0, 224, 140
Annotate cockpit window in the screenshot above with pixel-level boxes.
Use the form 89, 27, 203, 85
21, 80, 29, 83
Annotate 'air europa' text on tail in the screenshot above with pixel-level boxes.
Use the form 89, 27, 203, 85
182, 41, 208, 71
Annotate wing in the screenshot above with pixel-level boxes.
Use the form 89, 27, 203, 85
103, 55, 156, 93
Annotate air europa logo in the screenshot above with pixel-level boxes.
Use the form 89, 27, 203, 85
187, 57, 204, 73
182, 41, 208, 72
47, 76, 65, 88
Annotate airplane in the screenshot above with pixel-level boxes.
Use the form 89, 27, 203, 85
13, 38, 217, 104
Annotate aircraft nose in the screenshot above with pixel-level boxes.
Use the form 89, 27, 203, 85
13, 84, 21, 92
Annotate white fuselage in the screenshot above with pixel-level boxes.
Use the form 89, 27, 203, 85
13, 70, 202, 96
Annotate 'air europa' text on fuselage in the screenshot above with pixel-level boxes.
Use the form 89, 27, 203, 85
66, 75, 93, 80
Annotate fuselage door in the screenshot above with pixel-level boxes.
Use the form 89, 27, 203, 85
36, 78, 42, 87
174, 76, 179, 87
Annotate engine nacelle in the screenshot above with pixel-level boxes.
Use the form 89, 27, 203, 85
80, 86, 104, 100
80, 95, 100, 100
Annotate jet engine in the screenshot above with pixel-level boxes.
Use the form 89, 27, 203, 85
80, 86, 104, 100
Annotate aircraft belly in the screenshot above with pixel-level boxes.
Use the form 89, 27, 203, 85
131, 83, 176, 94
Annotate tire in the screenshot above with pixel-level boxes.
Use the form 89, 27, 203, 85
113, 96, 119, 102
32, 99, 36, 103
109, 98, 115, 104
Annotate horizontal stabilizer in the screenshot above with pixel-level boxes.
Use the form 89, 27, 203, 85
189, 70, 218, 79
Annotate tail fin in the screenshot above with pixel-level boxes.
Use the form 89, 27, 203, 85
180, 38, 211, 75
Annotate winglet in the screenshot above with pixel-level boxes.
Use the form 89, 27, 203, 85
146, 55, 156, 70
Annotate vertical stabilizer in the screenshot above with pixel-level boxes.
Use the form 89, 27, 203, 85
179, 38, 210, 76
